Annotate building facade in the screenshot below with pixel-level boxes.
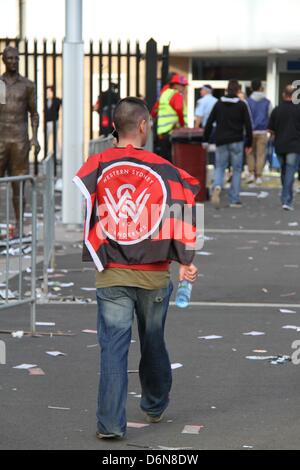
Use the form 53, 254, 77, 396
1, 0, 300, 127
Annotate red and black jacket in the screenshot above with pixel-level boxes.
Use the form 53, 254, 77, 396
73, 145, 200, 272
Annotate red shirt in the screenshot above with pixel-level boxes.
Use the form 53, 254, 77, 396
169, 92, 185, 127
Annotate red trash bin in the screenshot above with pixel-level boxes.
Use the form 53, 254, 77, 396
171, 128, 207, 202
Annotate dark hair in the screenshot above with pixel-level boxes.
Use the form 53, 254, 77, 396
251, 79, 262, 92
113, 97, 150, 135
46, 86, 54, 92
227, 79, 240, 96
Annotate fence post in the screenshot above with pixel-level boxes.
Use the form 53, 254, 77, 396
161, 44, 170, 87
30, 179, 37, 335
145, 38, 157, 110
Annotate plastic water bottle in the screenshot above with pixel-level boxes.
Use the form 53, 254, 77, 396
175, 280, 193, 308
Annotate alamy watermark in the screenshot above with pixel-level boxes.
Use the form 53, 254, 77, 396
291, 81, 300, 104
0, 340, 6, 365
95, 202, 205, 251
291, 340, 300, 365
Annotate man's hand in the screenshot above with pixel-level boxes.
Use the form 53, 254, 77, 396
30, 138, 41, 156
179, 264, 198, 283
245, 147, 252, 156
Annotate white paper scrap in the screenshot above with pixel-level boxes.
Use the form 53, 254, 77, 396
171, 363, 183, 370
282, 325, 300, 331
0, 289, 16, 299
158, 446, 193, 450
280, 309, 297, 314
257, 191, 269, 199
46, 351, 66, 357
48, 406, 70, 411
198, 335, 223, 340
11, 331, 24, 338
246, 356, 275, 361
182, 425, 204, 434
127, 422, 149, 429
243, 331, 265, 336
240, 192, 258, 197
13, 364, 38, 369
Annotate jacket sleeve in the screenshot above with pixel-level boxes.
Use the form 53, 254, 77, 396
169, 167, 201, 265
243, 103, 253, 147
204, 103, 217, 142
169, 92, 185, 127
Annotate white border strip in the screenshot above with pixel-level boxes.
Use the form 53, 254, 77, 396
72, 175, 104, 272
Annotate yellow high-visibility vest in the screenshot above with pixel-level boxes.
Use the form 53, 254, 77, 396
157, 88, 187, 136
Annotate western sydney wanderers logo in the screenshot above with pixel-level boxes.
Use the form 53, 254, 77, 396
97, 162, 167, 245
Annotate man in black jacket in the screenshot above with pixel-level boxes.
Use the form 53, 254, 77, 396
46, 86, 62, 158
204, 80, 252, 208
268, 84, 300, 211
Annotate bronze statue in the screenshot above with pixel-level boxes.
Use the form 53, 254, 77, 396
0, 46, 40, 233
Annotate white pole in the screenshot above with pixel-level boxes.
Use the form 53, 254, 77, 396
62, 0, 84, 225
17, 0, 26, 39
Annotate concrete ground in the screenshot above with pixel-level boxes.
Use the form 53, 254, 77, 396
0, 183, 300, 450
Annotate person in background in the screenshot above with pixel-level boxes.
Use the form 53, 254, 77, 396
150, 72, 177, 120
246, 79, 272, 185
204, 79, 253, 209
268, 84, 300, 211
194, 85, 218, 128
93, 83, 120, 136
46, 86, 62, 159
156, 74, 188, 162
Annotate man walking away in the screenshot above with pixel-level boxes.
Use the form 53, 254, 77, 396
74, 97, 199, 440
247, 79, 272, 185
204, 79, 253, 208
46, 86, 62, 159
195, 85, 218, 129
268, 84, 300, 211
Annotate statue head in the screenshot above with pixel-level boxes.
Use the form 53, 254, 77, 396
2, 46, 19, 73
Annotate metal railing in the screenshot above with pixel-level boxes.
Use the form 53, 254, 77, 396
88, 130, 154, 156
88, 135, 114, 155
41, 154, 55, 297
0, 38, 169, 175
0, 175, 37, 335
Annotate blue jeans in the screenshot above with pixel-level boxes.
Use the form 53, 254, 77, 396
96, 282, 173, 437
214, 141, 244, 204
277, 153, 300, 206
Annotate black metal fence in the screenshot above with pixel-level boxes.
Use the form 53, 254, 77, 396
0, 37, 169, 175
